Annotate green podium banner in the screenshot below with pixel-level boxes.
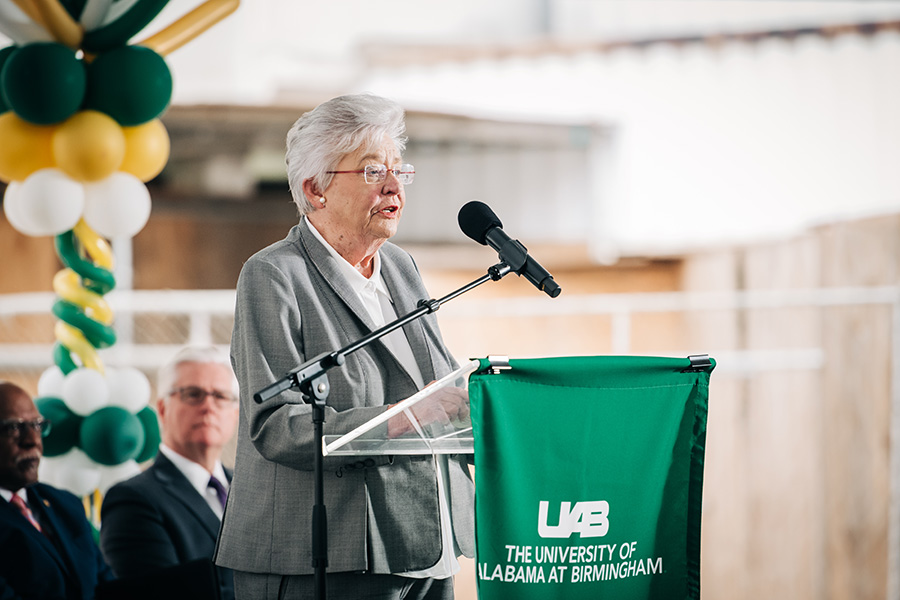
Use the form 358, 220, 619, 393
469, 355, 714, 600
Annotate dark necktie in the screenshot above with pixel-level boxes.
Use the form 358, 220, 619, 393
208, 475, 227, 510
9, 494, 42, 532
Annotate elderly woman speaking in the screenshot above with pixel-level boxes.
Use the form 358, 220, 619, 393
214, 94, 474, 600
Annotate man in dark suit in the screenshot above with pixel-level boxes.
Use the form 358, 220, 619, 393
100, 347, 239, 600
0, 381, 114, 600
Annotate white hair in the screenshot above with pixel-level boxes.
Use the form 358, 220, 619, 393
157, 346, 238, 402
285, 93, 408, 217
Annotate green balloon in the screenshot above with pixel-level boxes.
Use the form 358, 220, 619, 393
1, 42, 85, 125
79, 406, 145, 466
52, 299, 117, 349
55, 230, 116, 295
134, 405, 161, 463
60, 0, 87, 21
53, 341, 79, 375
0, 46, 15, 114
85, 45, 172, 126
35, 396, 82, 457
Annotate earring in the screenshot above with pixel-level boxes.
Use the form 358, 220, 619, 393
319, 197, 326, 204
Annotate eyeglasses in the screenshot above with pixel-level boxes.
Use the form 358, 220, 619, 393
0, 419, 52, 441
170, 386, 236, 407
326, 164, 415, 185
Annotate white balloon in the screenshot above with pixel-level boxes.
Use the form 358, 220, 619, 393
40, 449, 101, 497
3, 182, 41, 237
12, 169, 84, 236
78, 0, 116, 30
106, 367, 152, 413
0, 2, 55, 44
63, 367, 109, 416
37, 365, 67, 398
83, 173, 151, 239
97, 459, 141, 494
37, 453, 63, 484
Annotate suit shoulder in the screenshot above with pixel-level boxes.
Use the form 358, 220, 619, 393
244, 225, 304, 266
103, 466, 171, 508
32, 482, 82, 511
381, 242, 417, 269
238, 228, 311, 286
105, 468, 154, 493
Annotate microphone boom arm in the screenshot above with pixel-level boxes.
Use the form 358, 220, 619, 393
253, 261, 513, 405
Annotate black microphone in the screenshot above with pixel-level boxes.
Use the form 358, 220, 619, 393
458, 201, 561, 298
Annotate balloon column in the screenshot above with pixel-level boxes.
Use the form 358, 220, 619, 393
0, 0, 240, 508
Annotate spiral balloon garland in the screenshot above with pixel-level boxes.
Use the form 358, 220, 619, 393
53, 219, 117, 373
0, 0, 240, 505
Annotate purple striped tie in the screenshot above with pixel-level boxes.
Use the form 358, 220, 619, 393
208, 475, 227, 510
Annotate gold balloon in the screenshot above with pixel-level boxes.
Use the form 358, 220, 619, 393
138, 0, 240, 55
52, 110, 126, 182
0, 112, 56, 183
120, 119, 171, 182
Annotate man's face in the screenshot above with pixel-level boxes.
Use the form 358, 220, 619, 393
157, 362, 239, 457
0, 385, 42, 492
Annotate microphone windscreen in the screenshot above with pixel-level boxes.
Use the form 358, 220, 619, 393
458, 201, 502, 245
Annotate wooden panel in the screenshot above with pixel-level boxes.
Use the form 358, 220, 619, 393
131, 199, 296, 290
692, 216, 899, 600
0, 214, 60, 293
818, 213, 900, 287
821, 305, 891, 600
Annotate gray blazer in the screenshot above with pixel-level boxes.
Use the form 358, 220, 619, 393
214, 220, 475, 576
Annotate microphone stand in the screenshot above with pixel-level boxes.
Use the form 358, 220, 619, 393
253, 261, 514, 600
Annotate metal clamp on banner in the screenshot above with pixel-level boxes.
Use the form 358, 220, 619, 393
486, 355, 511, 375
682, 354, 712, 373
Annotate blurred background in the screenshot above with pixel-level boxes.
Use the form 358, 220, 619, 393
3, 1, 900, 598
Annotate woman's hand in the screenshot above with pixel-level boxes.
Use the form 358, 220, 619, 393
387, 386, 470, 438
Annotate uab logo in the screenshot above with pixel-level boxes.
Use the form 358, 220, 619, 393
538, 500, 610, 538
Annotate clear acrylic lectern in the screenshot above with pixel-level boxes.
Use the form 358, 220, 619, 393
322, 359, 480, 457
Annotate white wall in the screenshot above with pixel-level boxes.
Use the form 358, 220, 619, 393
361, 29, 900, 257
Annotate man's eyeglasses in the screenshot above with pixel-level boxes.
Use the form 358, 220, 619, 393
0, 419, 52, 441
326, 164, 415, 185
170, 386, 236, 407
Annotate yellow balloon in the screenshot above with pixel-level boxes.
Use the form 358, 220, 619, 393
73, 219, 114, 270
120, 119, 171, 182
0, 112, 56, 183
54, 321, 104, 373
52, 110, 126, 182
53, 268, 113, 325
32, 0, 84, 49
138, 0, 240, 55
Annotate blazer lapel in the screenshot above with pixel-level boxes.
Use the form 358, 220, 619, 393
296, 219, 379, 332
380, 255, 437, 385
296, 219, 437, 387
152, 455, 221, 539
0, 495, 57, 558
25, 487, 75, 578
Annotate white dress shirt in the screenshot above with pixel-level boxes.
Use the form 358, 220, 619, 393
0, 487, 28, 505
158, 444, 229, 520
